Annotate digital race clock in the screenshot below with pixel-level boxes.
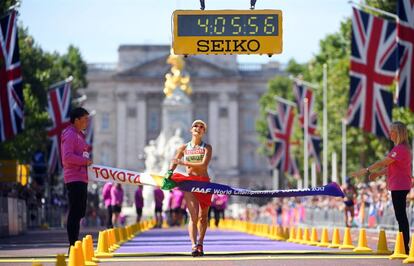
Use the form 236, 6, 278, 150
172, 10, 283, 56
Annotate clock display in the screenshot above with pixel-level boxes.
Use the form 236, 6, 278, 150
177, 14, 279, 37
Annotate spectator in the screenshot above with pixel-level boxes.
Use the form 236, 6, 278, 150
343, 180, 357, 227
154, 187, 165, 228
211, 194, 228, 227
102, 182, 113, 228
111, 183, 124, 227
135, 185, 144, 223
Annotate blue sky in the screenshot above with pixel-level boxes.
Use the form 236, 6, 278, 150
19, 0, 351, 64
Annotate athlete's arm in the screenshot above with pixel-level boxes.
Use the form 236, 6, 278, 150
168, 144, 186, 171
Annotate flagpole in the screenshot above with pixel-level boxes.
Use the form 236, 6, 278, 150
274, 96, 296, 107
48, 76, 73, 90
341, 118, 347, 186
304, 98, 309, 188
273, 169, 279, 190
332, 152, 337, 183
348, 0, 398, 20
311, 162, 316, 187
322, 64, 328, 185
289, 75, 319, 90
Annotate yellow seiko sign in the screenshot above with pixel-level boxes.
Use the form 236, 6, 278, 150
172, 9, 283, 56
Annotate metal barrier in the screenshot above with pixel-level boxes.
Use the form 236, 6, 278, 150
302, 205, 407, 230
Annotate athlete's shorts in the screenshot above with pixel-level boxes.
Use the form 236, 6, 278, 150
172, 173, 212, 210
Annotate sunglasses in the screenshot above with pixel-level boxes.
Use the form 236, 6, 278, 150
193, 124, 205, 129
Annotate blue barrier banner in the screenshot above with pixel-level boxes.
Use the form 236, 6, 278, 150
177, 180, 345, 198
88, 164, 344, 198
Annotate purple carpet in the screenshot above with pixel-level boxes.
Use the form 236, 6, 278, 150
116, 228, 332, 253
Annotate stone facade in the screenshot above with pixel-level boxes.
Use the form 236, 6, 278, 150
82, 45, 285, 203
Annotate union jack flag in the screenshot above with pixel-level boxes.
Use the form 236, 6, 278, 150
266, 99, 300, 177
47, 79, 72, 175
396, 0, 414, 112
293, 81, 322, 171
347, 7, 396, 138
0, 10, 23, 142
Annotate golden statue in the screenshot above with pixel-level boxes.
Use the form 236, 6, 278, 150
164, 49, 192, 97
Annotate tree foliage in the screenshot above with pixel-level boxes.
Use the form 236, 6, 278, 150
0, 2, 88, 162
257, 0, 414, 186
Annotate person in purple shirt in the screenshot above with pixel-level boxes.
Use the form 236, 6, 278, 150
111, 183, 124, 227
102, 182, 113, 228
211, 194, 228, 227
171, 188, 184, 226
154, 187, 164, 228
135, 185, 144, 223
351, 121, 413, 254
61, 107, 92, 249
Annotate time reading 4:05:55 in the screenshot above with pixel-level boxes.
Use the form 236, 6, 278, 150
177, 14, 279, 37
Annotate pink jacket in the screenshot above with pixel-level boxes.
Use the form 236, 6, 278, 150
111, 185, 124, 206
61, 125, 90, 184
102, 183, 113, 207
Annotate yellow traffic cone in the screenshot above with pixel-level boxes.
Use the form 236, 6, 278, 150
328, 228, 341, 248
121, 227, 128, 242
317, 228, 330, 247
339, 227, 354, 249
68, 244, 84, 266
284, 227, 290, 240
32, 262, 43, 266
294, 227, 303, 243
74, 241, 85, 266
403, 236, 414, 263
353, 228, 372, 253
287, 227, 296, 242
309, 228, 319, 246
82, 235, 97, 266
55, 253, 66, 266
376, 229, 391, 255
300, 228, 311, 245
389, 232, 408, 259
94, 231, 113, 258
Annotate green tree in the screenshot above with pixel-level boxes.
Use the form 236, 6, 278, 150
0, 4, 88, 163
257, 0, 414, 186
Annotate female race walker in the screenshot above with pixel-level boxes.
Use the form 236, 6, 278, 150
351, 121, 412, 254
162, 119, 212, 257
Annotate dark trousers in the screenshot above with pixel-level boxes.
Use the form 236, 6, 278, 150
213, 207, 225, 227
391, 190, 410, 254
66, 182, 88, 247
107, 205, 113, 228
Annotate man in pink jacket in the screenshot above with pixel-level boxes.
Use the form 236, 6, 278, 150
61, 107, 92, 249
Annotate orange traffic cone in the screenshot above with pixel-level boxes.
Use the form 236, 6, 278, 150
353, 228, 372, 253
328, 228, 341, 248
403, 236, 414, 263
376, 229, 391, 255
339, 227, 354, 250
389, 232, 408, 259
317, 228, 330, 247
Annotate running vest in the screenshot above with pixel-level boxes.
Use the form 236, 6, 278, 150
183, 142, 207, 163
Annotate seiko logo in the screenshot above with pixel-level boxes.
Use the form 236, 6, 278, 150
197, 39, 260, 53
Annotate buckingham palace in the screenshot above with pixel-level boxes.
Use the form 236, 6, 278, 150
82, 44, 284, 201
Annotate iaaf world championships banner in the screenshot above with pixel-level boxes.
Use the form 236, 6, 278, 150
88, 164, 344, 198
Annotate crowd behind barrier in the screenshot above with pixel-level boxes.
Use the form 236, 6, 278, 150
246, 179, 414, 231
